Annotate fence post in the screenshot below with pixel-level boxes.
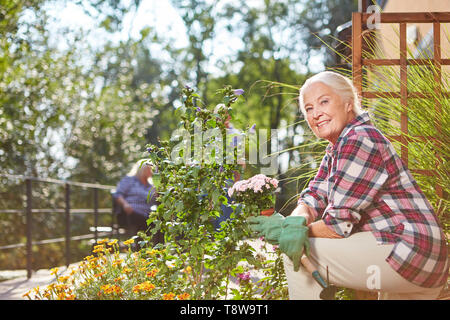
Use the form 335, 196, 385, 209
94, 188, 99, 243
25, 178, 32, 279
110, 191, 115, 238
65, 183, 71, 267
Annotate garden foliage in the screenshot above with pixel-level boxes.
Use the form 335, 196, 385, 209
28, 86, 288, 300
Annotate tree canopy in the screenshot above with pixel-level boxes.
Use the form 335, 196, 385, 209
0, 0, 357, 207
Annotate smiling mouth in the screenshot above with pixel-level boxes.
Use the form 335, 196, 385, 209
317, 120, 330, 128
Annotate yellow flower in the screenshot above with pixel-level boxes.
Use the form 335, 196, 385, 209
108, 239, 118, 246
184, 266, 192, 274
92, 244, 105, 253
57, 276, 70, 284
50, 268, 59, 276
100, 284, 113, 294
112, 259, 124, 267
146, 248, 160, 256
97, 238, 109, 244
123, 238, 134, 245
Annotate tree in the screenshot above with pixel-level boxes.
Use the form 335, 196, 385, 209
170, 0, 218, 106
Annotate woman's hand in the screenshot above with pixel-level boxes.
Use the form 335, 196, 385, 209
117, 196, 134, 215
123, 203, 133, 215
308, 220, 343, 239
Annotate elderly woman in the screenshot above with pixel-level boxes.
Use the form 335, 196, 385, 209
114, 160, 159, 239
250, 71, 448, 299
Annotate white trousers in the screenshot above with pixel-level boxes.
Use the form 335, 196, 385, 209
283, 232, 444, 300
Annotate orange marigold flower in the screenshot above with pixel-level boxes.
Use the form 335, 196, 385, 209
114, 285, 123, 295
94, 271, 106, 278
133, 281, 155, 294
122, 267, 132, 274
163, 292, 175, 300
100, 284, 120, 295
146, 268, 159, 277
22, 290, 32, 299
177, 293, 190, 300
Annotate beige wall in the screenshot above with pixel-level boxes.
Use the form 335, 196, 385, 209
370, 1, 449, 88
376, 0, 449, 58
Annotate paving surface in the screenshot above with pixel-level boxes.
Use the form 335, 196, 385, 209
0, 263, 81, 300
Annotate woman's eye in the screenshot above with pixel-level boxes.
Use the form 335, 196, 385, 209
321, 99, 328, 105
305, 107, 312, 113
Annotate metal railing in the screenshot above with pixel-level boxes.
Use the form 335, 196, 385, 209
0, 174, 116, 278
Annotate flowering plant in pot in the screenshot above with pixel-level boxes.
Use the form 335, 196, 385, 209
228, 174, 279, 216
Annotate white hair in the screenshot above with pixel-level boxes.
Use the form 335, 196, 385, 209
298, 71, 363, 117
127, 159, 153, 177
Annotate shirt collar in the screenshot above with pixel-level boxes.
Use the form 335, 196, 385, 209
325, 111, 371, 156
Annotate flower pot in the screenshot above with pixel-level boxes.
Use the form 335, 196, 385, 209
260, 208, 275, 216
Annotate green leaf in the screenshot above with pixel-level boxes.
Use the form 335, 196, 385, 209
206, 118, 217, 128
152, 172, 161, 189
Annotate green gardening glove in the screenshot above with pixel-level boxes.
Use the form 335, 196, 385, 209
278, 216, 311, 272
247, 213, 285, 245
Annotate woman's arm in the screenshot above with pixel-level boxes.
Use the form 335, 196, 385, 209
289, 202, 314, 225
115, 196, 133, 214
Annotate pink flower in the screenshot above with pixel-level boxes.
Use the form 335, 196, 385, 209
229, 174, 279, 195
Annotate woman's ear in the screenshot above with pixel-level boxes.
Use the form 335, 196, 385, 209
345, 99, 354, 113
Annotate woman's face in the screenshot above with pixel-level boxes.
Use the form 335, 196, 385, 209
141, 165, 153, 179
302, 82, 355, 145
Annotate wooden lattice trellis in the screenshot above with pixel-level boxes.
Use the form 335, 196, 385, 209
352, 12, 450, 213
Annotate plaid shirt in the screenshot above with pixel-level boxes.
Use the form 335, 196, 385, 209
114, 176, 157, 217
299, 112, 448, 288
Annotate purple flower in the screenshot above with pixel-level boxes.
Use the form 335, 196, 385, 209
237, 272, 251, 283
196, 106, 202, 112
234, 88, 244, 96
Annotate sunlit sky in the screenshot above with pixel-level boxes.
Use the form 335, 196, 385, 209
43, 0, 324, 75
